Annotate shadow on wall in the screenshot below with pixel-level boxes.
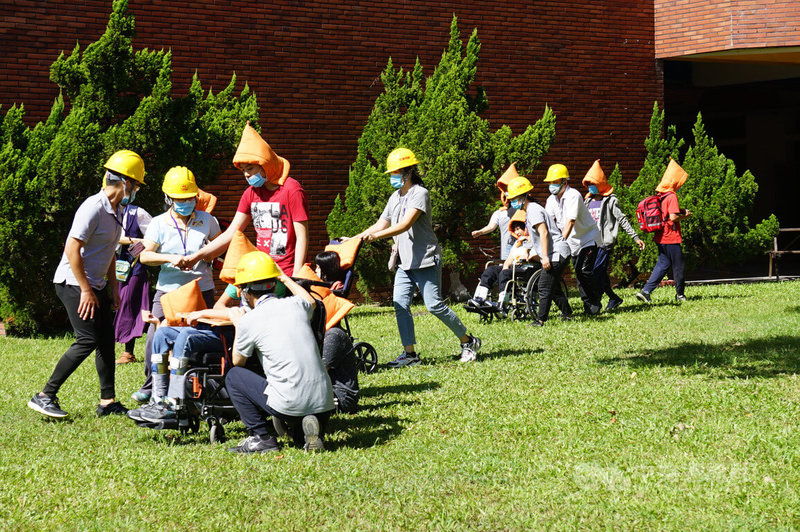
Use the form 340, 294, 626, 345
597, 335, 800, 379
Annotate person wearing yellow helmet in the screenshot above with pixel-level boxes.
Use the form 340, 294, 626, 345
28, 149, 146, 419
544, 163, 603, 315
343, 147, 482, 365
131, 166, 221, 404
219, 251, 335, 453
504, 175, 573, 326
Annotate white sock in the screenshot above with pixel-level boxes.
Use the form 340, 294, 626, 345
473, 285, 489, 300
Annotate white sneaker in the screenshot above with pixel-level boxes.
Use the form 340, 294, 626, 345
459, 336, 482, 362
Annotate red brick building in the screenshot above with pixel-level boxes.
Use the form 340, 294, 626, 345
0, 0, 797, 256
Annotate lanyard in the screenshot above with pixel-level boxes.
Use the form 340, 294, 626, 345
170, 212, 194, 256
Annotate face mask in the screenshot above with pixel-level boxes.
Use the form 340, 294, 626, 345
390, 173, 404, 189
588, 185, 599, 195
173, 199, 196, 216
548, 183, 562, 195
509, 199, 523, 210
246, 172, 266, 188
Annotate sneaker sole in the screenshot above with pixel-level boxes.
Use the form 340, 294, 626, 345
27, 400, 67, 418
302, 416, 324, 452
635, 294, 651, 303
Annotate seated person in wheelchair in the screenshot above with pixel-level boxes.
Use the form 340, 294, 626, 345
128, 284, 245, 424
314, 250, 345, 292
226, 251, 335, 454
468, 213, 532, 311
505, 175, 573, 326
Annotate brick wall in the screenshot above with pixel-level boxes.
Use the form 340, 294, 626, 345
0, 0, 660, 268
655, 0, 800, 58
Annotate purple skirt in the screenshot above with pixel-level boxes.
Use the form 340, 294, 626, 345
113, 270, 151, 344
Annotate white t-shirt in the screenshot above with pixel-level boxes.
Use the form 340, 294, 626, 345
143, 210, 220, 292
234, 296, 335, 417
489, 208, 514, 260
546, 185, 600, 256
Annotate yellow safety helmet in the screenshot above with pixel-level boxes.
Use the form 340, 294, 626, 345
506, 176, 534, 199
234, 251, 281, 286
385, 148, 419, 174
104, 150, 146, 184
162, 166, 199, 199
543, 163, 569, 182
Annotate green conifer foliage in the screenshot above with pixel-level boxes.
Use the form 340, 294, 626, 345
0, 0, 258, 335
327, 16, 556, 295
610, 103, 778, 282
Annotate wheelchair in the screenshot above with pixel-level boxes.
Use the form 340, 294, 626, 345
465, 260, 569, 323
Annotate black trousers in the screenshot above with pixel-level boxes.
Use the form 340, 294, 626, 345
44, 283, 116, 399
536, 259, 572, 322
573, 245, 601, 313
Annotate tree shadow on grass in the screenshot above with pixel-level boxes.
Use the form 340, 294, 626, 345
597, 335, 800, 379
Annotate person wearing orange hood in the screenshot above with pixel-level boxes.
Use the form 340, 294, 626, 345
636, 159, 691, 303
179, 123, 308, 276
582, 160, 645, 311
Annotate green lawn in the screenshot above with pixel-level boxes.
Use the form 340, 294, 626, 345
2, 281, 800, 529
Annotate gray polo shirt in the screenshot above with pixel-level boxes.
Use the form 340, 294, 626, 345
234, 296, 335, 417
53, 190, 123, 290
379, 184, 440, 270
524, 202, 570, 262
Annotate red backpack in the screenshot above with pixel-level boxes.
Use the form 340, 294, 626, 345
636, 192, 671, 232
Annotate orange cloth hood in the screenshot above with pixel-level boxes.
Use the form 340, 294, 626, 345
656, 158, 688, 193
507, 208, 528, 238
497, 163, 522, 207
233, 123, 290, 186
582, 160, 613, 197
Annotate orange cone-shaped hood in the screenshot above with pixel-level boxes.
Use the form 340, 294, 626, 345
233, 123, 290, 186
582, 160, 614, 197
196, 189, 217, 214
507, 208, 528, 238
497, 163, 520, 194
220, 230, 259, 284
656, 158, 688, 193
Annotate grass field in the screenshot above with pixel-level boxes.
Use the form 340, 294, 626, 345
2, 281, 800, 529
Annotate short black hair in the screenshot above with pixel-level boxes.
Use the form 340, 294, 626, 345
509, 220, 526, 232
314, 251, 343, 283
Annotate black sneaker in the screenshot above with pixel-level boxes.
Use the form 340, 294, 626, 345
139, 401, 176, 423
675, 294, 687, 302
302, 415, 325, 452
228, 434, 281, 454
528, 319, 545, 327
605, 298, 623, 311
27, 393, 68, 418
635, 291, 652, 303
97, 401, 128, 417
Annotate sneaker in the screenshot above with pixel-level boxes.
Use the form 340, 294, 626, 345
27, 393, 68, 418
302, 415, 325, 452
130, 391, 151, 403
586, 304, 602, 315
272, 416, 288, 438
115, 352, 137, 364
97, 401, 128, 417
127, 400, 161, 422
138, 401, 176, 423
528, 319, 545, 327
228, 434, 281, 454
466, 297, 484, 308
605, 298, 623, 311
459, 335, 482, 362
388, 352, 421, 368
675, 294, 687, 302
635, 291, 652, 303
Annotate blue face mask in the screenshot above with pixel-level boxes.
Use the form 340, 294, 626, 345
509, 199, 523, 210
120, 180, 137, 206
173, 199, 196, 216
246, 172, 266, 188
588, 185, 599, 195
390, 173, 404, 189
548, 183, 562, 195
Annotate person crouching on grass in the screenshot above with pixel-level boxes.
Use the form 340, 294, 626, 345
225, 251, 335, 453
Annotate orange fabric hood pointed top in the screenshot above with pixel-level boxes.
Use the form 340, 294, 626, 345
497, 163, 521, 207
656, 158, 688, 193
232, 122, 291, 186
582, 160, 613, 197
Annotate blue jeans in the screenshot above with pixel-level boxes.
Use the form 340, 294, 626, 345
642, 243, 685, 296
393, 261, 467, 347
150, 325, 229, 400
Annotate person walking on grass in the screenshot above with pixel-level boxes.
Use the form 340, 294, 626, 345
582, 160, 646, 311
28, 150, 145, 418
544, 163, 603, 315
343, 148, 482, 365
636, 159, 691, 303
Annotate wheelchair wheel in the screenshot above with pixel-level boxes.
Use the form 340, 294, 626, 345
525, 269, 569, 319
353, 341, 378, 374
209, 419, 226, 444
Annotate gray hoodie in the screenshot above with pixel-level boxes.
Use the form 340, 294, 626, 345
585, 194, 642, 248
